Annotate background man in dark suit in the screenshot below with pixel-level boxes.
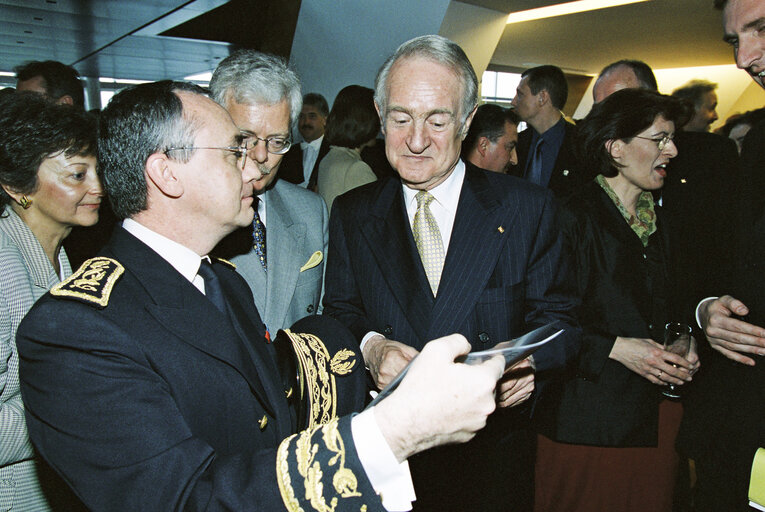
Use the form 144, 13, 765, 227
510, 64, 586, 197
678, 1, 765, 510
461, 103, 520, 174
323, 35, 579, 511
278, 92, 330, 188
16, 80, 509, 511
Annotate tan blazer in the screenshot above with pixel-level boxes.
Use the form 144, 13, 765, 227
316, 146, 377, 210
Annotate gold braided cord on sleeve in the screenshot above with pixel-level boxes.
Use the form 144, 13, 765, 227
277, 419, 367, 512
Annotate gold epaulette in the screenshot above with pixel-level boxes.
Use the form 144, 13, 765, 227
214, 257, 236, 270
51, 257, 124, 308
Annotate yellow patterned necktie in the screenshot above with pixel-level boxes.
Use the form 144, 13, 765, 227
413, 190, 445, 296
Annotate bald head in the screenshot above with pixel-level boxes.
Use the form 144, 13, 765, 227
593, 60, 658, 104
593, 65, 641, 103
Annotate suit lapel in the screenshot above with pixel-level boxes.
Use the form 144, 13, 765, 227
429, 166, 520, 339
109, 228, 277, 418
219, 267, 292, 434
361, 179, 433, 342
264, 185, 305, 332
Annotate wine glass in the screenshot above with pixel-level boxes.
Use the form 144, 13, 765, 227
662, 322, 692, 399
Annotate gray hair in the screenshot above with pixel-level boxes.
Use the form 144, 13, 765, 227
374, 35, 478, 126
99, 81, 201, 219
672, 79, 718, 109
209, 50, 303, 127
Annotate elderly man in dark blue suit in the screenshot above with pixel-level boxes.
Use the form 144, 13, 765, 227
323, 35, 579, 511
15, 80, 508, 512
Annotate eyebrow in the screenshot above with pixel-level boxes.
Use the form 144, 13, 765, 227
387, 106, 455, 118
724, 17, 765, 44
239, 129, 289, 139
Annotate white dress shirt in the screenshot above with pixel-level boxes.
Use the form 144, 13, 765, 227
401, 159, 465, 255
122, 218, 413, 511
301, 135, 324, 186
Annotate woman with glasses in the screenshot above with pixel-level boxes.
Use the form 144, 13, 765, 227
315, 85, 380, 210
533, 88, 698, 512
0, 92, 101, 510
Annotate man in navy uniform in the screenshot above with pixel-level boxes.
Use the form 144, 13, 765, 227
16, 80, 506, 511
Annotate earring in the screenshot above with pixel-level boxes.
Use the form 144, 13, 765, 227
19, 196, 32, 209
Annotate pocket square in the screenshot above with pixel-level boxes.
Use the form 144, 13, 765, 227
300, 251, 323, 272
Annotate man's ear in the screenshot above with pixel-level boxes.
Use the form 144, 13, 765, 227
374, 101, 386, 135
477, 136, 491, 157
538, 90, 549, 107
460, 104, 478, 140
56, 95, 74, 106
145, 153, 184, 198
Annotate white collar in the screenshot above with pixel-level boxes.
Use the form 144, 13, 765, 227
122, 218, 205, 284
402, 159, 465, 212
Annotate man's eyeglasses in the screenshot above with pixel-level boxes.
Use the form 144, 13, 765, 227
242, 134, 292, 155
634, 134, 674, 151
165, 146, 248, 170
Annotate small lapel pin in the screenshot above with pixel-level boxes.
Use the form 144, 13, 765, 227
498, 226, 505, 234
562, 169, 569, 176
680, 178, 687, 184
259, 415, 268, 430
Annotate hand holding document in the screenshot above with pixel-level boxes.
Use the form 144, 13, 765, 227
367, 323, 564, 409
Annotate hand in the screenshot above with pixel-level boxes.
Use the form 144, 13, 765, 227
362, 335, 419, 390
609, 336, 694, 386
686, 337, 701, 377
373, 334, 504, 462
700, 296, 765, 365
497, 358, 535, 408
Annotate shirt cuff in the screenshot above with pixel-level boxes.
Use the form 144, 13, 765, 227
360, 331, 383, 352
695, 297, 719, 329
351, 409, 416, 511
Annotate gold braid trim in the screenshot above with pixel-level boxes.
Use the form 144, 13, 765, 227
278, 419, 364, 512
277, 433, 304, 512
283, 330, 336, 428
50, 257, 124, 307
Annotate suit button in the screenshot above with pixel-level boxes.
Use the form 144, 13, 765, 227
478, 332, 490, 344
306, 304, 314, 313
259, 415, 268, 431
383, 325, 393, 336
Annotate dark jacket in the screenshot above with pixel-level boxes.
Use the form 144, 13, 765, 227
17, 226, 379, 512
539, 181, 678, 447
512, 118, 589, 199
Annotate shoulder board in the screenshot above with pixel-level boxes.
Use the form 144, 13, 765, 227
214, 257, 236, 270
51, 257, 124, 308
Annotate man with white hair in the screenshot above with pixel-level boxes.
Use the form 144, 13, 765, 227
324, 35, 579, 512
210, 51, 327, 334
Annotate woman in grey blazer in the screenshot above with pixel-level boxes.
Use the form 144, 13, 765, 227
0, 92, 101, 510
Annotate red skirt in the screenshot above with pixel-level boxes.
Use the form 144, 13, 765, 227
534, 400, 683, 512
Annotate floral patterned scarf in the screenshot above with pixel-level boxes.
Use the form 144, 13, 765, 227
596, 174, 657, 247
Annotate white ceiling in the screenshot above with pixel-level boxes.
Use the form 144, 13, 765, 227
0, 0, 735, 83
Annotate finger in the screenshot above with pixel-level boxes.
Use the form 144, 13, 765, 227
423, 333, 471, 361
662, 352, 692, 370
644, 372, 663, 385
480, 354, 505, 381
708, 316, 765, 343
658, 365, 690, 385
499, 381, 534, 407
717, 295, 750, 317
710, 341, 756, 366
